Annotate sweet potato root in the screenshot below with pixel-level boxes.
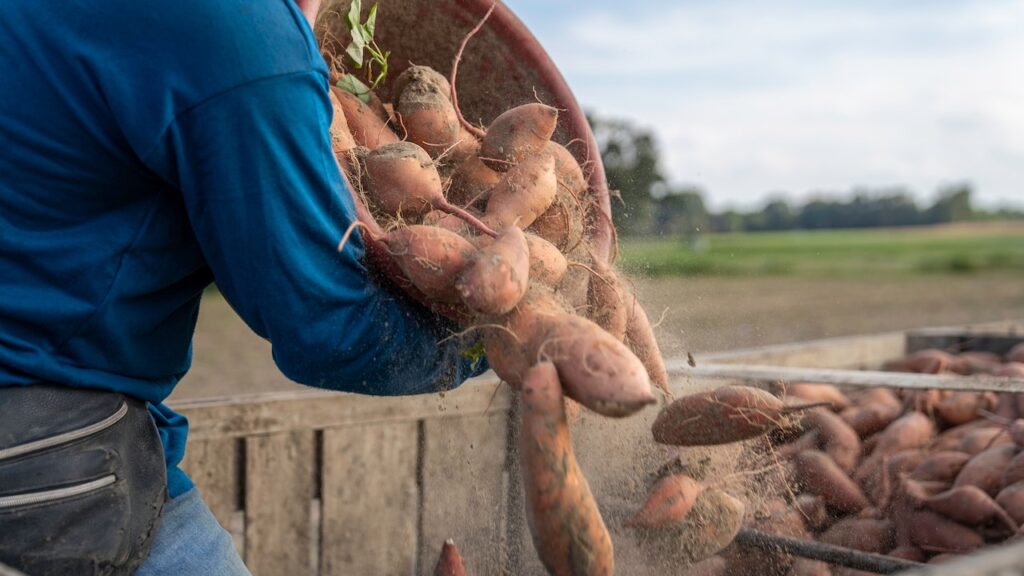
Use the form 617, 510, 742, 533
625, 474, 704, 529
480, 103, 558, 170
520, 362, 614, 576
653, 386, 819, 446
433, 539, 469, 576
456, 226, 529, 315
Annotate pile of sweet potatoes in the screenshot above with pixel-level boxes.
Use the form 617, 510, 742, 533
640, 342, 1024, 575
324, 43, 671, 575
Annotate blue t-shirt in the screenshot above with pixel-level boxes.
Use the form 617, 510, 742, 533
0, 1, 481, 497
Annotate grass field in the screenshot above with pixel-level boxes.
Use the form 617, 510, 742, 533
619, 221, 1024, 277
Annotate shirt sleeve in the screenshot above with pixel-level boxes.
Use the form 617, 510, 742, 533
145, 68, 485, 395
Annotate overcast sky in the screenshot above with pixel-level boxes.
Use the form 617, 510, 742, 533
505, 1, 1024, 210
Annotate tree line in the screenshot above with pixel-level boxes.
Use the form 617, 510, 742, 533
590, 114, 1024, 238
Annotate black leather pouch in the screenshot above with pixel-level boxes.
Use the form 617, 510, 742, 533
0, 385, 166, 575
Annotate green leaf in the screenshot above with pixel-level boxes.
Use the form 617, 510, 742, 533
336, 74, 371, 103
461, 341, 487, 372
345, 0, 362, 30
365, 3, 378, 36
345, 41, 364, 67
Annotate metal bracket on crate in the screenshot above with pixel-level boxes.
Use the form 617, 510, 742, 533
667, 362, 1024, 393
735, 529, 923, 574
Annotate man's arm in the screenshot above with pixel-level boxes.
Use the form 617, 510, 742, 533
145, 68, 481, 395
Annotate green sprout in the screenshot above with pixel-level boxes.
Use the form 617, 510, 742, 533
461, 340, 487, 372
337, 0, 390, 103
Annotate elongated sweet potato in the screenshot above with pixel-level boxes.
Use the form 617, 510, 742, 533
1003, 450, 1024, 488
786, 383, 850, 411
910, 451, 972, 483
456, 226, 529, 315
958, 426, 1012, 454
653, 386, 817, 446
854, 413, 936, 485
896, 509, 983, 554
624, 290, 671, 400
433, 539, 468, 576
794, 494, 830, 532
625, 474, 704, 529
447, 154, 501, 208
545, 141, 588, 198
382, 225, 477, 303
332, 87, 399, 150
840, 401, 902, 439
532, 312, 655, 417
883, 349, 953, 374
480, 103, 558, 170
421, 210, 471, 236
795, 450, 870, 513
954, 444, 1017, 496
482, 285, 566, 387
923, 485, 1018, 530
520, 362, 614, 576
482, 153, 557, 230
364, 142, 496, 236
528, 185, 585, 252
804, 410, 861, 474
328, 89, 357, 155
996, 481, 1024, 525
672, 489, 746, 564
585, 263, 627, 342
935, 392, 997, 426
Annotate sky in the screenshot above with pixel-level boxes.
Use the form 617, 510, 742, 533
504, 0, 1024, 210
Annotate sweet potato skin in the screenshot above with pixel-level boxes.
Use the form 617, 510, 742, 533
333, 87, 399, 150
954, 444, 1017, 496
520, 362, 614, 576
482, 153, 558, 230
480, 103, 558, 170
795, 450, 870, 514
384, 225, 477, 303
626, 474, 704, 529
456, 226, 529, 315
652, 386, 794, 446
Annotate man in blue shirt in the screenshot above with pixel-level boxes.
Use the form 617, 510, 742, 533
0, 0, 479, 573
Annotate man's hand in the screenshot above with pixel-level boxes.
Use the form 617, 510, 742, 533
294, 0, 322, 28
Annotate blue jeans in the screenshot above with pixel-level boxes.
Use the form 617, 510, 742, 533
134, 488, 251, 576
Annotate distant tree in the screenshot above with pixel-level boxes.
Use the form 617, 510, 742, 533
653, 187, 709, 237
926, 183, 974, 224
588, 114, 665, 236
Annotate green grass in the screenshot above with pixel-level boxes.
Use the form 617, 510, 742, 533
618, 223, 1024, 277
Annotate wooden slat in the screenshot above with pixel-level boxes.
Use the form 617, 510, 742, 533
420, 413, 509, 575
244, 430, 315, 576
178, 437, 239, 529
320, 421, 419, 576
172, 375, 509, 440
702, 331, 907, 369
667, 363, 1024, 393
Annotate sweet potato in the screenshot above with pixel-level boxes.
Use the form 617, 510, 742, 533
954, 444, 1017, 496
644, 489, 745, 565
332, 87, 399, 150
803, 410, 861, 474
364, 142, 496, 236
433, 539, 468, 576
456, 226, 529, 315
896, 509, 984, 553
1008, 343, 1024, 363
883, 349, 953, 374
923, 485, 1018, 530
625, 474, 704, 529
1002, 450, 1024, 488
820, 517, 895, 554
528, 185, 585, 252
482, 153, 558, 230
624, 290, 671, 400
532, 312, 655, 417
421, 210, 470, 236
994, 392, 1020, 421
446, 154, 501, 208
958, 426, 1012, 454
785, 383, 850, 411
873, 449, 927, 508
724, 499, 808, 576
996, 481, 1024, 525
482, 285, 567, 386
1013, 419, 1024, 447
774, 431, 819, 460
935, 392, 997, 426
854, 413, 936, 485
995, 362, 1024, 377
794, 494, 830, 532
520, 362, 613, 576
840, 401, 902, 439
381, 225, 477, 303
585, 264, 627, 342
652, 386, 818, 446
794, 450, 870, 513
396, 73, 461, 159
546, 141, 588, 198
328, 89, 357, 155
910, 451, 972, 483
525, 234, 567, 286
479, 103, 558, 170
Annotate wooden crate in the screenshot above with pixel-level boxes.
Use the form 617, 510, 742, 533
170, 319, 1024, 575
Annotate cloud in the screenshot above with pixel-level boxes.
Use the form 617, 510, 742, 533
506, 1, 1024, 209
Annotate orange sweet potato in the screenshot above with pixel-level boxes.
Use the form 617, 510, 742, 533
653, 386, 817, 446
804, 410, 861, 474
954, 444, 1017, 496
996, 481, 1024, 525
625, 474, 704, 529
1003, 450, 1024, 488
333, 87, 399, 150
525, 234, 567, 286
479, 103, 558, 170
585, 264, 627, 342
895, 508, 983, 554
923, 485, 1018, 531
396, 73, 461, 159
624, 290, 671, 400
482, 153, 558, 230
910, 451, 972, 483
520, 362, 613, 576
820, 517, 895, 554
934, 392, 998, 426
456, 226, 529, 315
382, 225, 477, 303
433, 539, 468, 576
854, 413, 936, 485
785, 383, 851, 411
795, 450, 870, 514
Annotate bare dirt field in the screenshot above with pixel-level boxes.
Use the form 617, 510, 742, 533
171, 273, 1024, 401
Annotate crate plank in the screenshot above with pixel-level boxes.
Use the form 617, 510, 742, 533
244, 430, 315, 576
320, 421, 419, 576
173, 376, 509, 440
178, 437, 239, 529
420, 413, 510, 575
